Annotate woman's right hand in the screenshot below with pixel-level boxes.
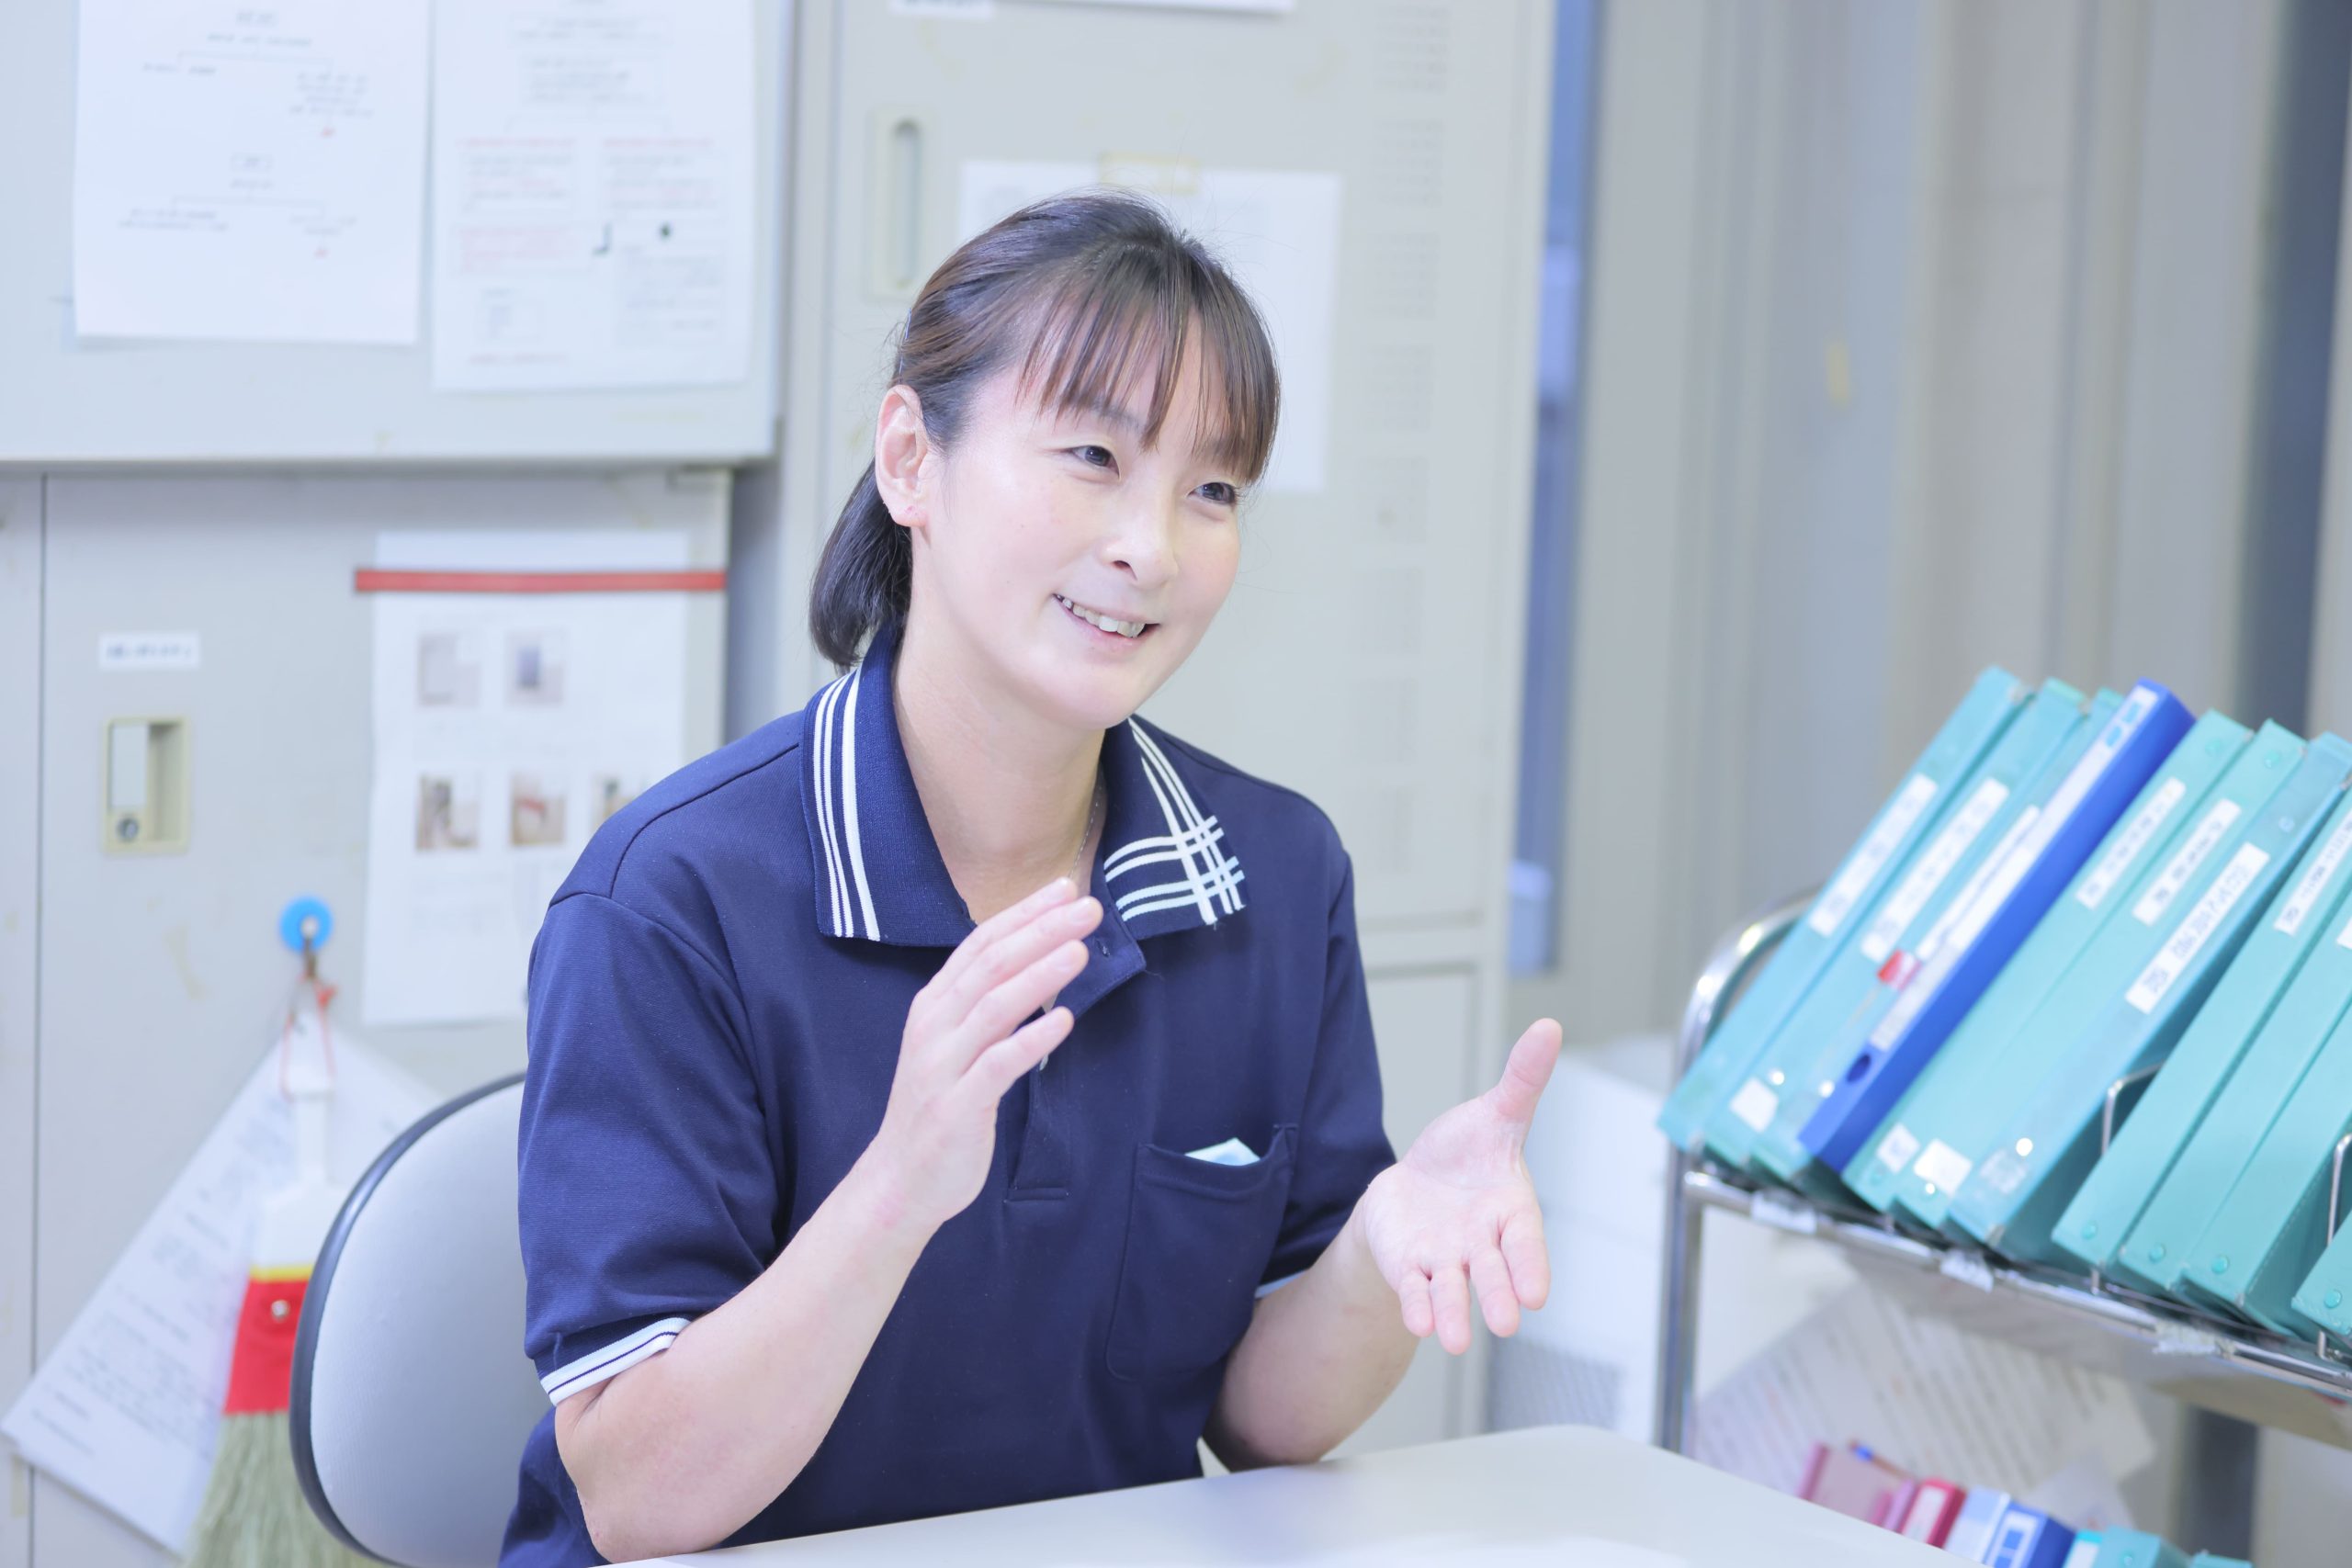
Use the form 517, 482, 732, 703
860, 877, 1103, 1231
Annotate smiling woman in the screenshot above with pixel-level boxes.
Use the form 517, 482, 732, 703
504, 187, 1561, 1568
809, 187, 1278, 682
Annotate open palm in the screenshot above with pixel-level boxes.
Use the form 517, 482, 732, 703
1356, 1019, 1562, 1353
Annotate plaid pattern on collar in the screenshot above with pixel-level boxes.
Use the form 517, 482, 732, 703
799, 624, 1246, 947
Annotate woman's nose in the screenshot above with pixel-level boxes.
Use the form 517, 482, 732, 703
1104, 504, 1178, 589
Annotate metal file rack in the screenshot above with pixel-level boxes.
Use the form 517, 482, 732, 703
1652, 892, 2352, 1462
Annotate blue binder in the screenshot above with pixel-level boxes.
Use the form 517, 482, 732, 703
1736, 689, 2101, 1182
1893, 722, 2308, 1235
1795, 682, 2195, 1172
1656, 668, 2028, 1151
1945, 1490, 2015, 1562
1986, 1504, 2075, 1568
1842, 711, 2249, 1216
1948, 737, 2352, 1265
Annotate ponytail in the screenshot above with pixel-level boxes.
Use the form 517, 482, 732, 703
808, 462, 910, 671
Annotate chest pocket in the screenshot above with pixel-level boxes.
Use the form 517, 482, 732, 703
1105, 1126, 1297, 1383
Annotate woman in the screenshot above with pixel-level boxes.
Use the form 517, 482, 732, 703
505, 189, 1563, 1565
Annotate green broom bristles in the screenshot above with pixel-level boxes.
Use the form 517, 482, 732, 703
181, 1409, 372, 1568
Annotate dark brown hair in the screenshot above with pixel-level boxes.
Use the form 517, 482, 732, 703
809, 187, 1282, 669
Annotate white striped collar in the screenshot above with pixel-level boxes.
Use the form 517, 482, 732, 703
797, 624, 1248, 947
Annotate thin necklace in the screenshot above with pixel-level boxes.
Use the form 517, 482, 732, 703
1071, 769, 1106, 894
1044, 771, 1106, 1063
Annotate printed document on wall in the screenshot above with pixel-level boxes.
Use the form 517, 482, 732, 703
958, 161, 1340, 495
72, 0, 429, 343
1, 1028, 433, 1551
433, 0, 756, 389
362, 531, 692, 1026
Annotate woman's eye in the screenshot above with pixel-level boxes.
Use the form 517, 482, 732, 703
1196, 480, 1239, 507
1071, 445, 1116, 470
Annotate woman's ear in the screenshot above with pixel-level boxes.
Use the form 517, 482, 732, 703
873, 385, 932, 529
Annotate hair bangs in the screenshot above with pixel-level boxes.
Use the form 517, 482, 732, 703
1016, 242, 1280, 486
813, 186, 1285, 667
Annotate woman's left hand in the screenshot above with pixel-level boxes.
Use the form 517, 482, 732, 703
1353, 1018, 1563, 1354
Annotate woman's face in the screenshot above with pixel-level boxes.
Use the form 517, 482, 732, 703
889, 343, 1249, 734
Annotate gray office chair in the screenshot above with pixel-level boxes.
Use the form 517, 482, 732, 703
290, 1074, 542, 1567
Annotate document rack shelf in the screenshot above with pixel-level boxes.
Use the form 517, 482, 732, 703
1654, 892, 2352, 1457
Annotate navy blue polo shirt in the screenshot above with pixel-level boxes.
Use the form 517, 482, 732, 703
503, 622, 1395, 1565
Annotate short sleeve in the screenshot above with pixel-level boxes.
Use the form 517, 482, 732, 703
1261, 851, 1396, 1286
518, 890, 776, 1405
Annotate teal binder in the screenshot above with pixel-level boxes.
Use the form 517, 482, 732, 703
2094, 1535, 2188, 1568
2072, 777, 2352, 1284
2177, 965, 2352, 1335
1747, 691, 2119, 1187
1947, 735, 2352, 1266
1695, 680, 2080, 1171
1842, 712, 2250, 1216
2290, 1203, 2352, 1344
1657, 668, 2028, 1152
1897, 722, 2309, 1234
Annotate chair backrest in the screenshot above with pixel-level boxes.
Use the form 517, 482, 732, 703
291, 1074, 542, 1568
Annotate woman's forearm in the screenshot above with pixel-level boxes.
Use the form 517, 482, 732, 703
1204, 1202, 1416, 1470
555, 1151, 936, 1561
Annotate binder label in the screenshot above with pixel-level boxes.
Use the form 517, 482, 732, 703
2276, 804, 2352, 936
1809, 774, 1939, 936
1866, 784, 2057, 1054
2132, 800, 2242, 925
2127, 841, 2271, 1013
1860, 780, 2009, 964
2033, 687, 2154, 840
2338, 903, 2352, 952
1914, 1138, 1974, 1193
1728, 1078, 1779, 1133
1875, 1122, 1922, 1173
1902, 1483, 1959, 1540
2075, 776, 2188, 910
1917, 805, 2044, 969
1990, 1516, 2032, 1564
1977, 1148, 2028, 1194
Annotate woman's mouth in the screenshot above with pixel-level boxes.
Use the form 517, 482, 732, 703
1055, 594, 1153, 641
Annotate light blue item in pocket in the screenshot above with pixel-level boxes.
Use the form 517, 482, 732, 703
1183, 1136, 1260, 1167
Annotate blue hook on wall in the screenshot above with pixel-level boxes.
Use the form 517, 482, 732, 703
278, 897, 334, 961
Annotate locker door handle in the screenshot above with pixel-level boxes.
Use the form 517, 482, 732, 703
104, 716, 189, 853
870, 111, 928, 298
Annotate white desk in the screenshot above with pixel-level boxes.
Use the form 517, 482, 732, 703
635, 1426, 1951, 1565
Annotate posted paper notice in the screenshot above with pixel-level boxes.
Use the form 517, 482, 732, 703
432, 0, 757, 390
72, 0, 429, 343
361, 531, 693, 1026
